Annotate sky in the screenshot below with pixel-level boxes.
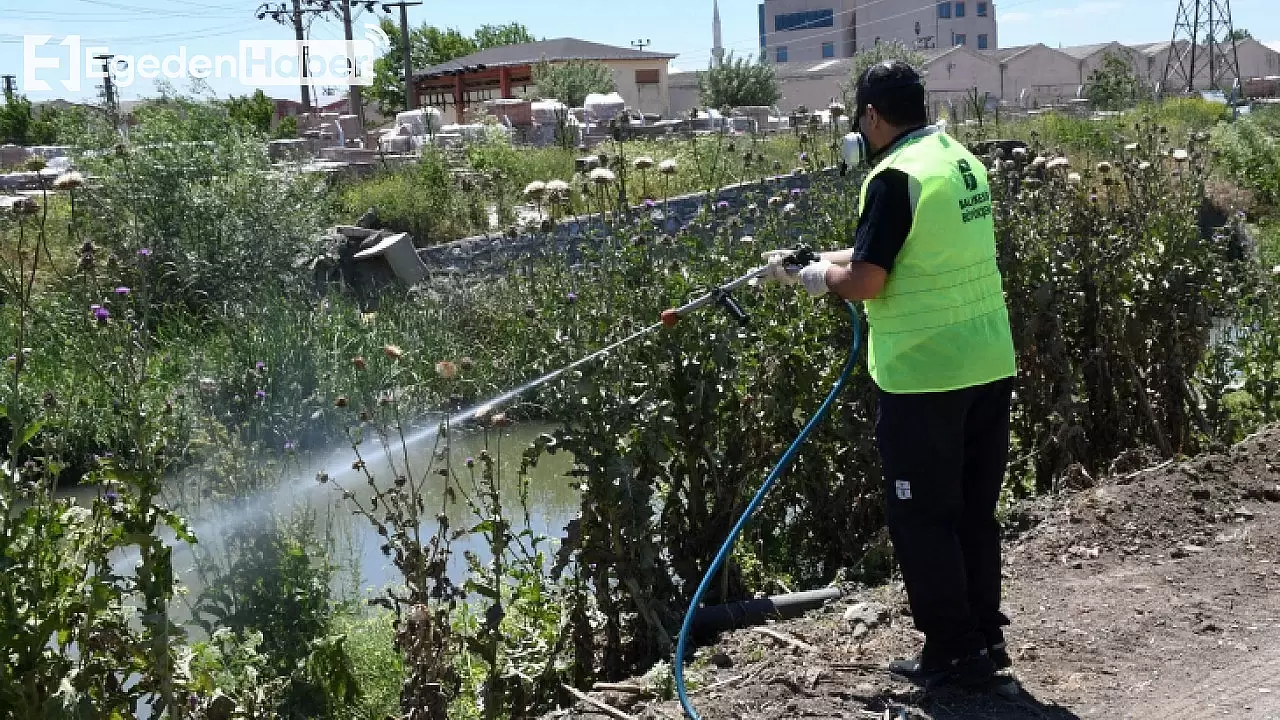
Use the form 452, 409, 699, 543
2, 0, 1279, 103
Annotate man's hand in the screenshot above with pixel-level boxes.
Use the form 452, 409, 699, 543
759, 250, 833, 296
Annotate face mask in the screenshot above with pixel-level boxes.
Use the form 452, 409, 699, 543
840, 119, 949, 174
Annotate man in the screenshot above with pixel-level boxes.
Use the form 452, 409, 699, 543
762, 60, 1018, 688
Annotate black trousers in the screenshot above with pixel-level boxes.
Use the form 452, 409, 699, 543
875, 376, 1014, 660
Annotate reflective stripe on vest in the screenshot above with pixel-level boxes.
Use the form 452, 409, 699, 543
859, 129, 1017, 394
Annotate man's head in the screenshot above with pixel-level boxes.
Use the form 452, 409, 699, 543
854, 60, 928, 155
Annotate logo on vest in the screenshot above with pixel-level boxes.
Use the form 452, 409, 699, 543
895, 480, 913, 500
956, 158, 992, 224
957, 158, 978, 192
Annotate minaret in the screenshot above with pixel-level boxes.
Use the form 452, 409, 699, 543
712, 0, 725, 66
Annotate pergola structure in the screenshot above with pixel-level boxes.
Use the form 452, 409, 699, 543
415, 64, 535, 123
414, 38, 676, 123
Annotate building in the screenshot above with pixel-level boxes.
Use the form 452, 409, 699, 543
413, 38, 677, 123
989, 44, 1084, 107
668, 45, 1001, 118
758, 0, 999, 65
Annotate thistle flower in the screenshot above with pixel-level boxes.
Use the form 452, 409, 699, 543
1096, 161, 1112, 174
255, 389, 266, 400
589, 167, 616, 185
566, 291, 578, 304
255, 361, 266, 371
1031, 156, 1047, 168
459, 356, 474, 371
799, 152, 810, 164
1171, 148, 1189, 163
465, 456, 475, 468
791, 188, 803, 196
53, 171, 85, 191
9, 197, 38, 216
92, 306, 110, 324
1047, 157, 1070, 170
716, 200, 730, 211
352, 356, 367, 370
633, 156, 654, 170
1067, 172, 1082, 186
1138, 161, 1152, 171
335, 396, 349, 408
383, 344, 403, 361
644, 198, 656, 208
1124, 142, 1140, 152
137, 248, 152, 258
522, 180, 547, 201
284, 441, 295, 451
545, 179, 570, 200
657, 158, 678, 175
435, 360, 458, 379
114, 286, 130, 295
104, 489, 120, 504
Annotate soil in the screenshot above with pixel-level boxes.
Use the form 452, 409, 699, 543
545, 425, 1280, 720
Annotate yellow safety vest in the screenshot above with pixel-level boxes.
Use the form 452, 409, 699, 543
859, 129, 1017, 393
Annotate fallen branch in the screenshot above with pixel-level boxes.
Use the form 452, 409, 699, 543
1123, 458, 1175, 482
591, 682, 652, 695
562, 684, 638, 720
751, 626, 814, 652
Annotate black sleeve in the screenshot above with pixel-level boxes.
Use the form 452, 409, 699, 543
851, 168, 914, 273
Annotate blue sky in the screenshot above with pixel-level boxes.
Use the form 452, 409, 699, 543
3, 0, 1279, 102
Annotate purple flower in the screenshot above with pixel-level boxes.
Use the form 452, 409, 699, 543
92, 306, 110, 323
137, 248, 152, 258
566, 292, 578, 303
716, 200, 730, 210
255, 361, 266, 371
791, 188, 803, 196
255, 389, 266, 400
284, 440, 295, 451
800, 152, 810, 163
465, 456, 475, 468
104, 489, 119, 504
644, 199, 656, 208
113, 286, 130, 295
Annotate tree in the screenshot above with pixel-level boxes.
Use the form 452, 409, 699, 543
0, 89, 33, 145
272, 115, 298, 140
370, 21, 536, 115
226, 89, 274, 134
1085, 50, 1144, 111
530, 59, 616, 109
845, 40, 927, 108
698, 51, 781, 110
1229, 28, 1252, 42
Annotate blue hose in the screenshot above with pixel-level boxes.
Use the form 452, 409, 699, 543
674, 299, 864, 719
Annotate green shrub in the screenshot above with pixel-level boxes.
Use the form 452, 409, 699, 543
339, 149, 490, 243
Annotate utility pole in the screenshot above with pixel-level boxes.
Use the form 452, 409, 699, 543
382, 1, 422, 110
1163, 0, 1243, 97
340, 0, 365, 127
1, 74, 16, 99
256, 1, 330, 112
94, 54, 119, 127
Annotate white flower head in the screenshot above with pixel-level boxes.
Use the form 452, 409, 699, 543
633, 156, 655, 170
589, 167, 616, 185
522, 180, 547, 200
1047, 156, 1070, 170
1096, 161, 1112, 174
1124, 142, 1140, 152
1171, 148, 1189, 163
1067, 172, 1082, 185
1032, 156, 1047, 168
657, 158, 678, 175
53, 171, 86, 191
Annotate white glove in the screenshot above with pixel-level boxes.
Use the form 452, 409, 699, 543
759, 251, 833, 297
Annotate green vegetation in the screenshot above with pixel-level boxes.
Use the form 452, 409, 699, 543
698, 51, 782, 111
1085, 50, 1147, 111
529, 59, 617, 109
4, 88, 1280, 719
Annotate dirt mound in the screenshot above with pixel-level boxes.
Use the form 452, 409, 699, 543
545, 426, 1280, 720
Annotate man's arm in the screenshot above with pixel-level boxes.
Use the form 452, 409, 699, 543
822, 168, 913, 302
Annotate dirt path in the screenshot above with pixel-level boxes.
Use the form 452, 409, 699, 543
546, 427, 1280, 720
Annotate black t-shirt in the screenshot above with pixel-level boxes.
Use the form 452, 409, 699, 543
851, 130, 923, 273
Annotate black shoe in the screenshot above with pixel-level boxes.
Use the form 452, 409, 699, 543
989, 641, 1012, 670
889, 649, 996, 688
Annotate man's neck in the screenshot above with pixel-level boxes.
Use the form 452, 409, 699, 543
869, 124, 930, 165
